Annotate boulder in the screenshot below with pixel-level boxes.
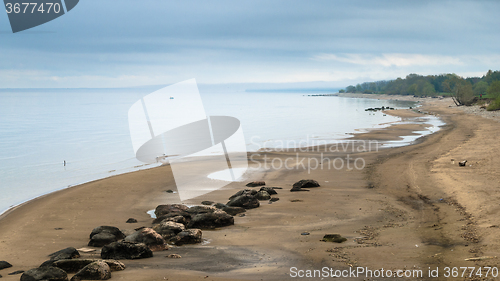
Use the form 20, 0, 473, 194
124, 228, 167, 251
101, 242, 153, 260
255, 190, 271, 200
321, 234, 347, 243
292, 179, 320, 189
152, 221, 185, 240
52, 259, 125, 273
187, 210, 234, 229
186, 205, 217, 215
154, 204, 189, 217
228, 189, 257, 200
20, 267, 68, 281
126, 218, 138, 223
227, 195, 260, 209
0, 261, 12, 270
222, 206, 246, 216
70, 261, 111, 281
246, 181, 266, 187
88, 226, 125, 247
259, 187, 278, 195
152, 212, 190, 225
171, 229, 202, 245
48, 247, 81, 261
213, 203, 228, 209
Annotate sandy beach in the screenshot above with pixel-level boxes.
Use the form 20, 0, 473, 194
1, 95, 499, 281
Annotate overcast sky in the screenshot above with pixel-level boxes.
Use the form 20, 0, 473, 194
1, 0, 499, 88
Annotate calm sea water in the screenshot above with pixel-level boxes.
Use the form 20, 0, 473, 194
0, 87, 425, 214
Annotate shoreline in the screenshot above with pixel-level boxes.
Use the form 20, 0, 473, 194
4, 95, 497, 281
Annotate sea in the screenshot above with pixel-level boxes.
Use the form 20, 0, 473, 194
0, 86, 442, 215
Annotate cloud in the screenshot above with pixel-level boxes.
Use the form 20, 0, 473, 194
314, 53, 463, 67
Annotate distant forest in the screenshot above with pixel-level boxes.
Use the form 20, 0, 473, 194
341, 70, 500, 110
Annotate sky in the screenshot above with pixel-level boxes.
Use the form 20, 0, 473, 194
1, 0, 500, 89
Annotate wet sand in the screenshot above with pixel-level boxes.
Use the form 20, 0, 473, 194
1, 97, 499, 280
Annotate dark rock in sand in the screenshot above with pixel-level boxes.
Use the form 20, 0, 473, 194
222, 206, 246, 216
154, 204, 189, 217
8, 270, 24, 275
246, 181, 266, 187
88, 233, 120, 247
269, 197, 280, 202
52, 259, 125, 273
20, 267, 67, 281
0, 261, 12, 270
165, 189, 174, 193
171, 229, 202, 245
227, 194, 260, 209
293, 179, 320, 189
89, 226, 125, 240
290, 186, 310, 192
259, 186, 278, 195
152, 212, 191, 225
228, 189, 257, 200
187, 210, 234, 229
124, 228, 167, 251
186, 205, 217, 215
153, 221, 186, 240
255, 190, 271, 200
48, 247, 81, 261
101, 241, 153, 260
126, 218, 138, 223
201, 201, 214, 206
213, 203, 228, 209
70, 261, 111, 281
321, 234, 347, 243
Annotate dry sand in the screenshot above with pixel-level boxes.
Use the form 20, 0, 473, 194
0, 96, 499, 281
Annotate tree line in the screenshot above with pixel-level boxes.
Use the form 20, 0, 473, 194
340, 70, 500, 109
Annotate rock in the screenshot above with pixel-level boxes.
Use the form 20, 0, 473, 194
124, 228, 167, 251
213, 203, 228, 209
321, 234, 347, 243
165, 189, 174, 193
70, 261, 111, 281
126, 218, 138, 223
187, 210, 234, 229
228, 189, 259, 200
292, 179, 320, 190
152, 212, 191, 225
20, 267, 68, 281
201, 201, 214, 206
259, 187, 278, 195
246, 181, 266, 187
222, 206, 246, 216
8, 270, 24, 275
167, 254, 181, 259
0, 261, 12, 270
101, 241, 153, 260
269, 197, 280, 202
459, 160, 468, 166
186, 205, 217, 214
239, 214, 245, 217
88, 226, 125, 247
48, 247, 81, 261
255, 190, 271, 200
52, 259, 125, 273
154, 204, 189, 217
153, 221, 185, 240
227, 195, 260, 209
88, 233, 119, 248
171, 229, 202, 245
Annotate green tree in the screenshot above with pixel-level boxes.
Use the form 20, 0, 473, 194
408, 84, 418, 95
473, 81, 488, 96
487, 81, 500, 99
338, 89, 345, 93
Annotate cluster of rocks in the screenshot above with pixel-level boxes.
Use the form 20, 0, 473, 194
365, 106, 395, 112
20, 247, 125, 281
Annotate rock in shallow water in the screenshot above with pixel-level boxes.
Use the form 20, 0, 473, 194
171, 229, 202, 245
153, 221, 186, 240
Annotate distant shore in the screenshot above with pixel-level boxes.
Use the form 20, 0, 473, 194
1, 96, 499, 280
